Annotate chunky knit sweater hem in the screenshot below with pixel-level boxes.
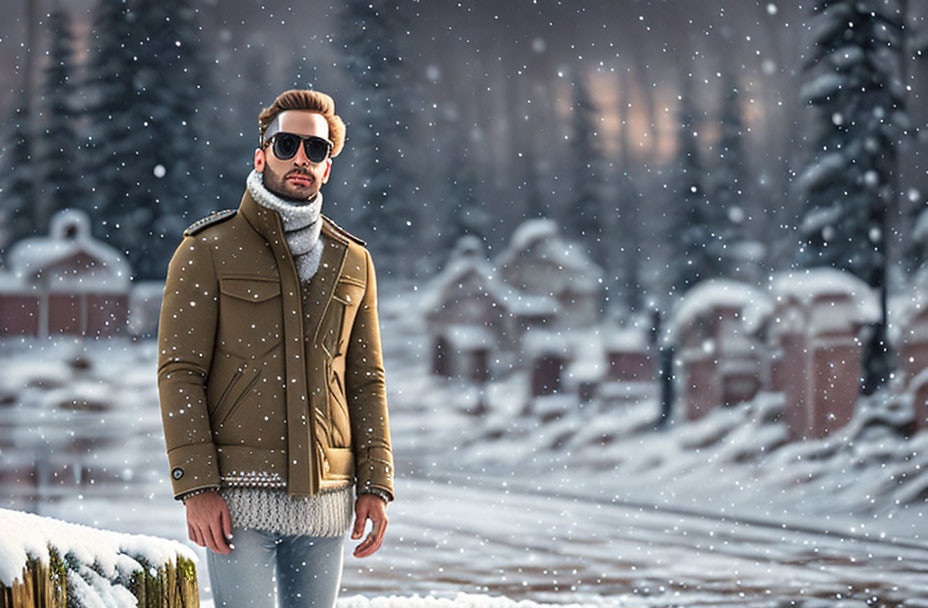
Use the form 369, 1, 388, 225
218, 483, 355, 537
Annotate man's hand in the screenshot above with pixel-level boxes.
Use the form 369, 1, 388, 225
351, 493, 388, 558
185, 491, 233, 554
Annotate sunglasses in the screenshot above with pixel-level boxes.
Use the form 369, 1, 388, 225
265, 132, 333, 163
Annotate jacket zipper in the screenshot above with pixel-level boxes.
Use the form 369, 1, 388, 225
282, 221, 317, 495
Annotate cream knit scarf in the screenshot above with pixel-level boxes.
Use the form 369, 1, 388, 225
246, 168, 324, 282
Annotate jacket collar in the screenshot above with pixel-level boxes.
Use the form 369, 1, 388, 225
238, 186, 349, 247
238, 187, 349, 345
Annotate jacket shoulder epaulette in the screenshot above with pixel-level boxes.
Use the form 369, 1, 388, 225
322, 214, 366, 246
183, 209, 237, 237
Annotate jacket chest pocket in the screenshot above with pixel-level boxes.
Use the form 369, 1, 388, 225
318, 278, 366, 360
219, 276, 283, 358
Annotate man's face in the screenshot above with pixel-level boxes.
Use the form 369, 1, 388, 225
254, 110, 332, 202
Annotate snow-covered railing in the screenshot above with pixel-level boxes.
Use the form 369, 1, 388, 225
0, 508, 197, 608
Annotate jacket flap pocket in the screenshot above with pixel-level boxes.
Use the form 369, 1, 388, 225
323, 446, 354, 479
332, 279, 365, 306
220, 277, 281, 302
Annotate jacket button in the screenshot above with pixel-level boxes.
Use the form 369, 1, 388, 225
172, 467, 184, 480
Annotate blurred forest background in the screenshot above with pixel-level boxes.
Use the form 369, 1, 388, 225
1, 0, 928, 351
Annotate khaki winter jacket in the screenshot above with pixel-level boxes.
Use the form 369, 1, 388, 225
156, 188, 395, 501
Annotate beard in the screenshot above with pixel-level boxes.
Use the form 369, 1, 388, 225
262, 165, 319, 203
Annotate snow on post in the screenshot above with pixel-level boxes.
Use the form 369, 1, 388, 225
0, 507, 197, 607
895, 264, 928, 433
768, 268, 878, 440
602, 326, 652, 383
669, 279, 772, 421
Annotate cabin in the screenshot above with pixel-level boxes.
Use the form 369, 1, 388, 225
0, 209, 131, 338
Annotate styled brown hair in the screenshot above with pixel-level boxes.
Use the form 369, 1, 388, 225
257, 89, 347, 158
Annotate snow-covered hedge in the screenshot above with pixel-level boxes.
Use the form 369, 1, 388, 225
0, 508, 197, 608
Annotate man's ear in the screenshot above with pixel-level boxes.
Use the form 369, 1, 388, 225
321, 158, 332, 184
254, 148, 266, 172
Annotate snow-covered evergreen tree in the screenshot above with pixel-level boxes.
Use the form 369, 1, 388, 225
205, 45, 271, 212
521, 128, 547, 221
614, 67, 642, 314
566, 66, 608, 268
36, 8, 83, 227
81, 0, 137, 249
709, 69, 748, 274
339, 0, 421, 277
794, 0, 909, 393
0, 101, 37, 259
669, 74, 719, 299
441, 140, 488, 261
83, 0, 210, 280
902, 12, 928, 273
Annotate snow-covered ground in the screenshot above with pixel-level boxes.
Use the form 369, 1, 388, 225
2, 282, 928, 606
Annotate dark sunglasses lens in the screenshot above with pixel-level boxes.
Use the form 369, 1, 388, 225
306, 138, 330, 163
273, 134, 300, 159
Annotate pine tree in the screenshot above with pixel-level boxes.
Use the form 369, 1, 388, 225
0, 100, 37, 259
81, 0, 136, 249
615, 67, 642, 314
339, 0, 421, 277
794, 0, 909, 393
83, 0, 210, 280
567, 66, 608, 267
36, 8, 83, 227
136, 0, 211, 278
669, 73, 719, 298
206, 46, 272, 213
709, 69, 749, 275
521, 128, 547, 221
442, 140, 488, 259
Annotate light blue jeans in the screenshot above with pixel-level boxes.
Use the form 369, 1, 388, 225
205, 527, 347, 608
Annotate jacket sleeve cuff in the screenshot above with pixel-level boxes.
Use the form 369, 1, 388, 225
359, 485, 393, 503
355, 446, 395, 500
177, 486, 220, 504
167, 443, 221, 499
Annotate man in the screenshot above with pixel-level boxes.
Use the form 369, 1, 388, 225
156, 89, 395, 608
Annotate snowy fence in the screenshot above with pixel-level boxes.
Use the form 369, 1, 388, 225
670, 271, 882, 440
671, 283, 767, 422
898, 301, 928, 433
767, 271, 877, 440
0, 508, 198, 608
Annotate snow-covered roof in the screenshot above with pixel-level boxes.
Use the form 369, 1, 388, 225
493, 218, 603, 293
440, 323, 496, 350
602, 326, 649, 352
666, 279, 773, 345
769, 268, 880, 325
3, 208, 130, 292
494, 283, 558, 316
420, 236, 512, 315
522, 328, 573, 358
